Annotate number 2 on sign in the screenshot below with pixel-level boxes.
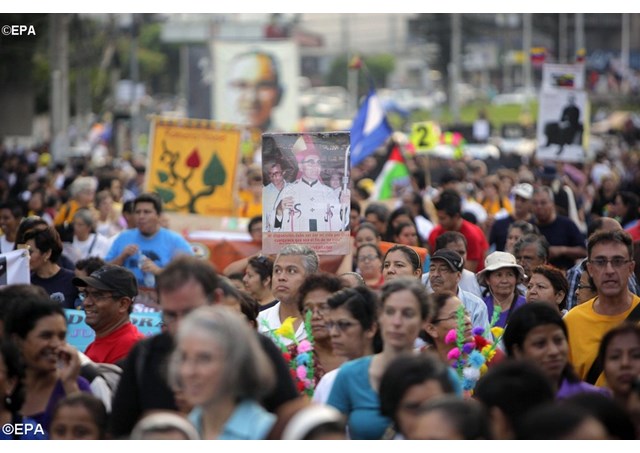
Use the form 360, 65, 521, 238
410, 121, 440, 152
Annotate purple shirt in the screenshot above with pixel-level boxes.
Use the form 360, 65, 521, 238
483, 294, 527, 328
29, 377, 92, 433
556, 377, 612, 400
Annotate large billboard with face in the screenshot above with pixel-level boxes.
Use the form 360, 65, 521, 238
212, 40, 299, 134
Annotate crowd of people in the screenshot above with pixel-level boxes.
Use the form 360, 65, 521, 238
1, 126, 640, 441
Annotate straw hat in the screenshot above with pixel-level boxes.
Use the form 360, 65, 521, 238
476, 251, 526, 287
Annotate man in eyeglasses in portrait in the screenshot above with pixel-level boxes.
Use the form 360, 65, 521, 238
272, 135, 349, 233
73, 264, 144, 365
564, 229, 640, 387
263, 161, 290, 230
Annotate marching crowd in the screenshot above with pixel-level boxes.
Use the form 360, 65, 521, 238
1, 128, 640, 441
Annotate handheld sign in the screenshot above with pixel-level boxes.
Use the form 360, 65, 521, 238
410, 121, 441, 153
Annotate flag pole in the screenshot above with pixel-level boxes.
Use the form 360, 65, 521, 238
358, 59, 394, 131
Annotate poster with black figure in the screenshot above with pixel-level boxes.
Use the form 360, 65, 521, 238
536, 90, 589, 163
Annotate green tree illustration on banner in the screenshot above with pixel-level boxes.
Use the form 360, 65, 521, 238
156, 141, 227, 213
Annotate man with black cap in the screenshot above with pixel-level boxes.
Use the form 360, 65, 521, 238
427, 249, 491, 339
73, 264, 144, 365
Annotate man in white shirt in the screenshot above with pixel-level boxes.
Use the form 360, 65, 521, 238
257, 244, 319, 345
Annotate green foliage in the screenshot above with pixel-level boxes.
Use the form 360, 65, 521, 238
430, 102, 539, 131
116, 21, 179, 95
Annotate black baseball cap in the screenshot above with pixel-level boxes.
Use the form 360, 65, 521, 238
431, 249, 464, 273
73, 264, 138, 298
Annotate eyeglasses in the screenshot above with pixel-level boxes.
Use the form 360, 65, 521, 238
432, 310, 468, 324
325, 320, 358, 332
357, 255, 379, 263
305, 303, 330, 316
301, 159, 321, 166
268, 171, 282, 178
79, 290, 117, 302
589, 258, 631, 269
576, 284, 595, 291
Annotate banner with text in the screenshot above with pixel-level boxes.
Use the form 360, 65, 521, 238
64, 309, 163, 353
262, 132, 351, 255
146, 117, 243, 216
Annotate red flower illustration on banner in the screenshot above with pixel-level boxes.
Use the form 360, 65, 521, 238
186, 148, 201, 168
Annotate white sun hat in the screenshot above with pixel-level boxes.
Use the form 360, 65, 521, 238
476, 251, 526, 287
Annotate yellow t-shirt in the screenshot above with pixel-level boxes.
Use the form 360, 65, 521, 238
564, 294, 640, 387
481, 197, 513, 217
236, 190, 262, 219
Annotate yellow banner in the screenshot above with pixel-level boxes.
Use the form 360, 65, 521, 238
146, 117, 244, 216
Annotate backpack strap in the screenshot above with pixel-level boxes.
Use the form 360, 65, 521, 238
87, 233, 99, 255
585, 300, 640, 384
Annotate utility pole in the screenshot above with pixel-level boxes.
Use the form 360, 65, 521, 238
523, 13, 532, 93
575, 13, 585, 60
559, 13, 568, 63
50, 14, 70, 163
343, 16, 358, 117
621, 13, 630, 90
130, 14, 140, 158
449, 14, 461, 123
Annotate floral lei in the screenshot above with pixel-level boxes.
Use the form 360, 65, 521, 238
261, 310, 316, 397
444, 304, 504, 394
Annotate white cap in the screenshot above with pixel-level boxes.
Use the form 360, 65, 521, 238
512, 183, 534, 200
281, 404, 345, 440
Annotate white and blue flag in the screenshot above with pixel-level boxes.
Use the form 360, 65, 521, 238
350, 87, 393, 167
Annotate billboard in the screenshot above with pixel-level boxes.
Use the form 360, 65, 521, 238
212, 40, 299, 133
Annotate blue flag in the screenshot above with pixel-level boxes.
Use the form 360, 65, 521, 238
350, 87, 393, 167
